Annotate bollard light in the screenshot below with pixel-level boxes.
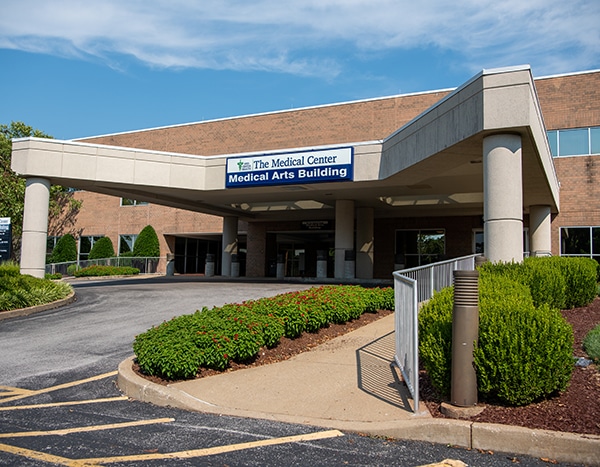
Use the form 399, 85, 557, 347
451, 269, 479, 407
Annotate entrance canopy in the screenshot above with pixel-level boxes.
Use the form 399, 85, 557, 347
12, 66, 558, 223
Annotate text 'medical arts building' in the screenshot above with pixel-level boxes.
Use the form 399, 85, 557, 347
10, 65, 600, 279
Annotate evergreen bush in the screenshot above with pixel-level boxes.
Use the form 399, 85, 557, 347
479, 256, 597, 310
132, 225, 160, 257
418, 286, 454, 397
553, 256, 598, 308
88, 236, 115, 260
522, 257, 567, 310
474, 273, 573, 405
419, 264, 575, 406
48, 234, 77, 263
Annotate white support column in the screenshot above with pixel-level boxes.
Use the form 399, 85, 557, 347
356, 207, 374, 279
529, 205, 552, 256
221, 216, 238, 276
20, 177, 51, 278
483, 134, 523, 263
334, 199, 354, 279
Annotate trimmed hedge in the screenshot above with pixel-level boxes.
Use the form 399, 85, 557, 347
0, 261, 73, 311
88, 236, 115, 260
474, 273, 573, 405
478, 256, 598, 309
133, 225, 160, 257
73, 265, 140, 277
133, 285, 394, 380
418, 256, 596, 406
48, 234, 77, 263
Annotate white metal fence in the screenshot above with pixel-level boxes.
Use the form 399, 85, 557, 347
45, 257, 163, 276
393, 254, 479, 413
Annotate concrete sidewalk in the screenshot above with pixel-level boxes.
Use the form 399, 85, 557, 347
118, 313, 600, 466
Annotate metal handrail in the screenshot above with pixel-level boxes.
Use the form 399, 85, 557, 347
393, 254, 479, 413
45, 256, 163, 276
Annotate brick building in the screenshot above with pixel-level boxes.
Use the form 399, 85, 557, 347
11, 66, 600, 279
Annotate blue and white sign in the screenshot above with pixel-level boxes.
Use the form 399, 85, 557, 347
226, 147, 353, 188
0, 217, 11, 261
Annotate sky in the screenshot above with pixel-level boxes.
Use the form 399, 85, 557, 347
1, 0, 599, 141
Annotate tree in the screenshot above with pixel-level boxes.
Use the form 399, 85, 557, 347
0, 121, 81, 259
88, 236, 115, 260
48, 234, 77, 263
133, 225, 160, 257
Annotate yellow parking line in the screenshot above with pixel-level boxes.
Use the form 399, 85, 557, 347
0, 386, 36, 398
0, 417, 174, 438
0, 371, 118, 404
0, 396, 128, 411
0, 442, 97, 467
417, 460, 467, 467
78, 429, 344, 464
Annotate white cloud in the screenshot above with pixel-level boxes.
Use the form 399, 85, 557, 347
1, 0, 598, 76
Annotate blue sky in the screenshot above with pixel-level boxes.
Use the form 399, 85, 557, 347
1, 0, 599, 141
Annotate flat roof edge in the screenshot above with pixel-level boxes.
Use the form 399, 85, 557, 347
12, 136, 382, 160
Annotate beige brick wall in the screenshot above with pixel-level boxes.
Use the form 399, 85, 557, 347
536, 72, 600, 130
79, 92, 450, 156
551, 155, 600, 254
49, 191, 224, 261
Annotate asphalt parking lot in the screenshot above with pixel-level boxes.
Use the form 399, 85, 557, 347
0, 277, 587, 466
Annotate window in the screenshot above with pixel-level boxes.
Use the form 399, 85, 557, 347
79, 235, 104, 261
559, 128, 588, 156
119, 234, 137, 255
120, 198, 149, 206
548, 126, 600, 157
46, 236, 59, 256
560, 227, 600, 264
395, 229, 445, 268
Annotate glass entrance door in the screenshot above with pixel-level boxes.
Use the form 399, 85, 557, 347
272, 231, 334, 278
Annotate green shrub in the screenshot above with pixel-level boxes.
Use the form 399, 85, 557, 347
66, 264, 79, 276
73, 265, 139, 277
583, 324, 600, 363
48, 234, 77, 263
133, 285, 395, 380
45, 273, 62, 280
0, 272, 72, 311
0, 261, 21, 277
418, 286, 454, 397
419, 269, 574, 406
133, 225, 160, 257
474, 273, 573, 405
522, 257, 567, 310
88, 236, 115, 260
480, 257, 597, 309
553, 257, 598, 308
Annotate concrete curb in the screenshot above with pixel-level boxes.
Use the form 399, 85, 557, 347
118, 356, 600, 466
0, 291, 76, 321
